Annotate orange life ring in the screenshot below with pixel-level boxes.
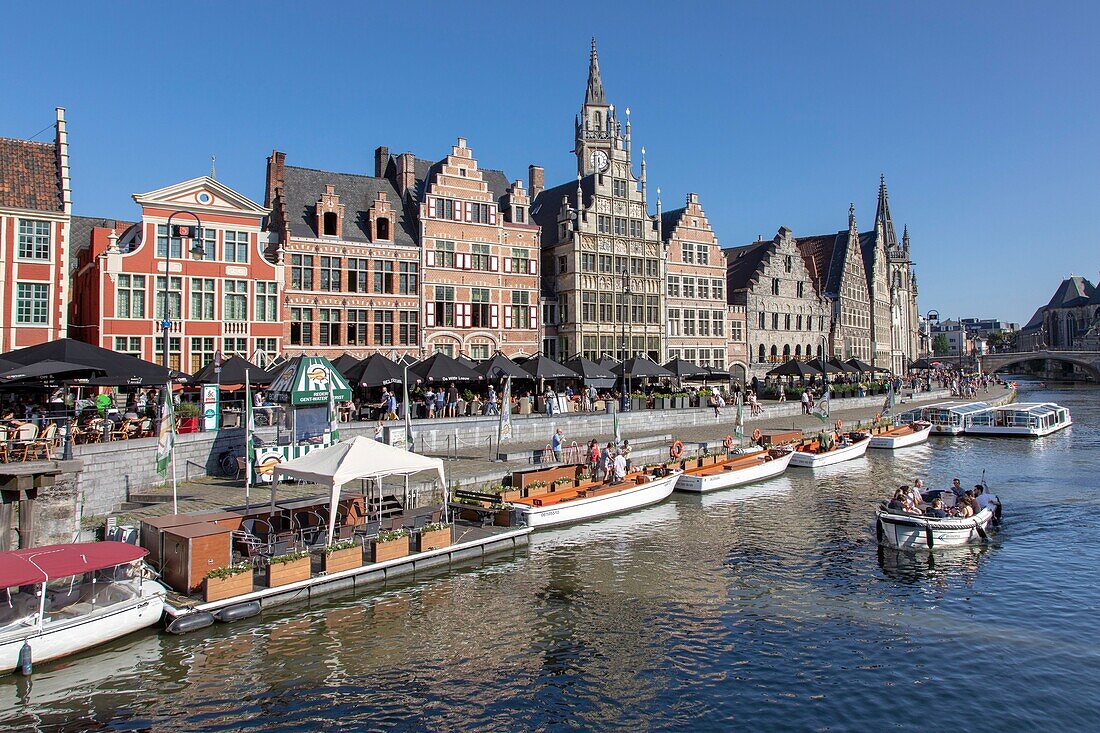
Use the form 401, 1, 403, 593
670, 440, 684, 459
751, 428, 762, 442
835, 419, 843, 432
723, 435, 734, 449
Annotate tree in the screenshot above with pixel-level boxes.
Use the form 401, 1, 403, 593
932, 333, 950, 356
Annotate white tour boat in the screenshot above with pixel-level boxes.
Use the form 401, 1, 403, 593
789, 431, 871, 468
965, 402, 1072, 437
510, 467, 681, 529
676, 448, 793, 493
875, 504, 1000, 549
868, 421, 933, 449
1, 542, 166, 674
896, 401, 990, 435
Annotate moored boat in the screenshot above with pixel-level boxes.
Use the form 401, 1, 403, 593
896, 401, 990, 435
509, 467, 681, 529
965, 402, 1072, 437
875, 504, 1000, 549
675, 448, 793, 493
1, 542, 167, 674
868, 421, 933, 449
789, 431, 870, 468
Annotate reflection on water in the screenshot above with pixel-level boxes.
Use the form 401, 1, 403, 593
2, 386, 1099, 732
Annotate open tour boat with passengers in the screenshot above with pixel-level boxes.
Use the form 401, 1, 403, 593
1, 542, 166, 674
965, 402, 1072, 437
896, 401, 990, 435
876, 492, 1002, 550
868, 420, 933, 449
789, 428, 871, 468
509, 466, 681, 529
675, 447, 793, 493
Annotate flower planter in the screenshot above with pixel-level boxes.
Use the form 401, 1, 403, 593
654, 397, 671, 410
631, 398, 646, 411
203, 569, 253, 602
501, 489, 522, 502
371, 536, 409, 563
493, 509, 514, 527
322, 546, 362, 574
177, 416, 201, 434
415, 526, 452, 553
265, 555, 311, 587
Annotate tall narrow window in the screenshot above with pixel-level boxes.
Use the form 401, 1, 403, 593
290, 254, 314, 290
189, 278, 215, 320
399, 262, 419, 294
224, 281, 248, 321
373, 260, 394, 294
320, 256, 342, 291
376, 218, 391, 240
116, 274, 146, 319
373, 310, 394, 345
433, 286, 456, 327
255, 282, 278, 321
471, 288, 491, 327
319, 309, 342, 346
348, 258, 369, 293
290, 307, 313, 346
346, 309, 369, 346
399, 311, 419, 345
154, 276, 183, 320
15, 283, 49, 324
17, 220, 51, 260
323, 212, 338, 236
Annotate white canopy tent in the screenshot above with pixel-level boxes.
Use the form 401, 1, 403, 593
272, 436, 447, 546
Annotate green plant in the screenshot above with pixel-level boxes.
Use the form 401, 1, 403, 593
482, 483, 506, 495
325, 540, 358, 555
529, 480, 549, 490
461, 389, 476, 402
206, 562, 252, 580
422, 522, 450, 533
176, 401, 201, 418
269, 550, 310, 566
553, 477, 573, 487
377, 528, 409, 543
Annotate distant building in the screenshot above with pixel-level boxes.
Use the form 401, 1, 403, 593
1017, 275, 1100, 351
0, 108, 72, 351
70, 176, 282, 371
960, 318, 1019, 336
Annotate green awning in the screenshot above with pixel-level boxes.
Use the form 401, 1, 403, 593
267, 356, 353, 405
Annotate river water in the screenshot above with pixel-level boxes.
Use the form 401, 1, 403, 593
3, 385, 1098, 732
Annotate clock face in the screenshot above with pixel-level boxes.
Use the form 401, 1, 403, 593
590, 150, 609, 172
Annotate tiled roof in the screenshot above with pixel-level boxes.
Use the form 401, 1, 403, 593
660, 207, 685, 243
280, 166, 418, 247
723, 241, 771, 290
1045, 275, 1094, 309
69, 215, 136, 273
0, 137, 61, 211
857, 230, 878, 286
794, 233, 843, 296
530, 175, 597, 247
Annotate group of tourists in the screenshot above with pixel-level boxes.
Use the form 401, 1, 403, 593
886, 477, 1000, 518
583, 437, 633, 483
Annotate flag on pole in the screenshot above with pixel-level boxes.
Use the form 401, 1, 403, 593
245, 371, 255, 497
882, 380, 895, 418
735, 392, 744, 438
403, 365, 415, 449
813, 388, 831, 423
613, 404, 622, 446
156, 384, 175, 475
497, 376, 513, 446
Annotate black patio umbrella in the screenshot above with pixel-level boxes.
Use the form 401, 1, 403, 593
408, 352, 483, 383
0, 337, 184, 386
455, 354, 477, 368
703, 365, 732, 379
806, 357, 841, 375
611, 356, 674, 379
520, 354, 580, 381
663, 357, 710, 379
598, 356, 620, 370
844, 358, 876, 373
766, 360, 822, 378
345, 353, 405, 387
563, 357, 617, 388
331, 354, 362, 376
475, 352, 528, 380
0, 360, 106, 383
397, 354, 418, 366
908, 358, 935, 371
827, 357, 860, 374
190, 355, 270, 385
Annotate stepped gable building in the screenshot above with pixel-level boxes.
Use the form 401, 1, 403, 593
795, 204, 873, 363
70, 176, 282, 371
661, 192, 746, 377
531, 39, 665, 363
725, 226, 829, 378
265, 141, 539, 360
0, 107, 72, 351
1018, 275, 1100, 350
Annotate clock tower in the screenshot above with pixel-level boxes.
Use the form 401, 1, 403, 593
575, 38, 616, 177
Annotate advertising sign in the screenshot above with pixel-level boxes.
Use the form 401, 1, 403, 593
201, 384, 219, 431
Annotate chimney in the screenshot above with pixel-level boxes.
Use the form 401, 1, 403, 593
265, 150, 286, 208
395, 152, 416, 197
55, 107, 71, 215
374, 146, 389, 177
529, 165, 544, 199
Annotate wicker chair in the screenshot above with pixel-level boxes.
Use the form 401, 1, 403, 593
21, 422, 56, 461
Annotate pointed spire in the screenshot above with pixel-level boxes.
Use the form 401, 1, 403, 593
210, 154, 217, 179
875, 174, 899, 248
849, 202, 856, 231
585, 37, 606, 105
902, 224, 910, 252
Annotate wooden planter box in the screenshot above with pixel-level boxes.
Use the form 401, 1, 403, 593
371, 536, 409, 564
266, 555, 311, 587
203, 570, 253, 602
494, 509, 514, 527
501, 489, 522, 502
322, 546, 362, 574
415, 526, 452, 553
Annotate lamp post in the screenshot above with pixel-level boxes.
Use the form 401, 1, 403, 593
160, 211, 204, 369
620, 265, 632, 411
925, 309, 939, 359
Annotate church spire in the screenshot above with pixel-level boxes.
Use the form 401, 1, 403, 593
875, 174, 899, 249
585, 37, 606, 105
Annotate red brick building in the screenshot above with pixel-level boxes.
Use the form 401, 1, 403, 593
0, 107, 72, 351
70, 176, 282, 371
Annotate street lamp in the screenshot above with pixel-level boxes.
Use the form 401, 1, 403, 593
620, 265, 632, 411
925, 309, 939, 358
160, 211, 204, 368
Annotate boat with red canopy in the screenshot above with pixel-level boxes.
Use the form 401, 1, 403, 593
1, 542, 166, 674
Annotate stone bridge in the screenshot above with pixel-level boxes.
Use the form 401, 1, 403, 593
978, 350, 1100, 380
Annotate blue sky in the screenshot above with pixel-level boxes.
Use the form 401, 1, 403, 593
3, 1, 1096, 324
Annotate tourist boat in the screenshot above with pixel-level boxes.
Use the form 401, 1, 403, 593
1, 542, 167, 674
509, 467, 681, 529
965, 402, 1072, 437
675, 448, 793, 493
789, 431, 870, 468
895, 401, 990, 435
868, 421, 933, 450
875, 504, 1000, 549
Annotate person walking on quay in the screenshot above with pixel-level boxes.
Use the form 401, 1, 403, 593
801, 389, 810, 415
551, 427, 564, 462
487, 385, 499, 416
710, 392, 721, 420
446, 383, 459, 418
544, 386, 556, 417
587, 439, 601, 479
778, 385, 786, 403
600, 442, 613, 481
425, 388, 436, 419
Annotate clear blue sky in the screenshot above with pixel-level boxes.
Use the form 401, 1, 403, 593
3, 1, 1096, 324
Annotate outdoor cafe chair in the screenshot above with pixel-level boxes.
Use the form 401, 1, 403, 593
412, 514, 429, 531
13, 423, 42, 461
353, 520, 380, 540
0, 428, 9, 463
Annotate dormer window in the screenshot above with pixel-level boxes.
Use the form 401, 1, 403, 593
323, 212, 338, 236
514, 206, 526, 223
316, 184, 345, 238
376, 217, 391, 241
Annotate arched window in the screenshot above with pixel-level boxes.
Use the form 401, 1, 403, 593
782, 344, 791, 362
323, 211, 338, 236
770, 345, 778, 362
795, 344, 802, 358
376, 217, 390, 241
594, 111, 602, 130
758, 344, 766, 363
816, 344, 823, 357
